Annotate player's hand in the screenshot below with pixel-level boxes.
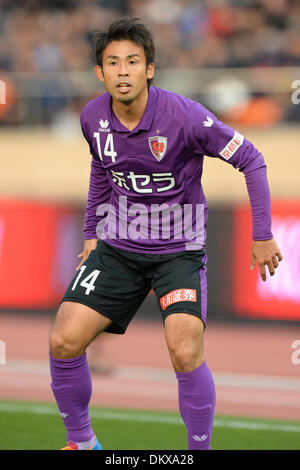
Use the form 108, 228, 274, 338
76, 238, 98, 271
250, 238, 283, 282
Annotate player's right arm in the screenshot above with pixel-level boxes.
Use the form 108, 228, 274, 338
76, 238, 98, 271
77, 112, 112, 270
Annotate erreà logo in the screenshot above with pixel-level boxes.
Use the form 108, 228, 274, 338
192, 434, 208, 442
99, 119, 109, 128
98, 119, 110, 132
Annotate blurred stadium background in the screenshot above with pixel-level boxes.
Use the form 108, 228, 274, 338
0, 0, 300, 449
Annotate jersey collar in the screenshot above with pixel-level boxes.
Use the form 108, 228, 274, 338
108, 86, 157, 134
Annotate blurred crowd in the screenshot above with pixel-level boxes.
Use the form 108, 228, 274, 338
1, 0, 300, 72
0, 0, 299, 125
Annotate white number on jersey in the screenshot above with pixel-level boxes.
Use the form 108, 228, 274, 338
93, 132, 103, 161
104, 133, 117, 163
93, 132, 117, 163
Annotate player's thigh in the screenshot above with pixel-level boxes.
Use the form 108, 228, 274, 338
59, 240, 151, 335
164, 312, 204, 359
153, 250, 207, 327
49, 301, 112, 357
152, 250, 207, 370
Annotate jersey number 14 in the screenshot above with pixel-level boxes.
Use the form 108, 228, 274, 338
93, 132, 117, 163
71, 265, 101, 295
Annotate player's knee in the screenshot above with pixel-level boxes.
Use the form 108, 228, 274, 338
49, 304, 83, 359
168, 344, 203, 372
49, 326, 83, 359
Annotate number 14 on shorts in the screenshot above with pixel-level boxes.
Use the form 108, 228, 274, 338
72, 266, 101, 295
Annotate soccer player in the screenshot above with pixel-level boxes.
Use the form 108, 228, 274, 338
49, 18, 282, 450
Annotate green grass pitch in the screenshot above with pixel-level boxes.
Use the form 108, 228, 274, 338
0, 400, 299, 450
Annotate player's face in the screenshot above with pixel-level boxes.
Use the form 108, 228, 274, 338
95, 40, 154, 105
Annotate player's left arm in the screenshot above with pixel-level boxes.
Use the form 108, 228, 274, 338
250, 238, 282, 282
235, 153, 283, 281
184, 103, 283, 281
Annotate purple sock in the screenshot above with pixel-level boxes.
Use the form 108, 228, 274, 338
176, 361, 216, 450
49, 352, 94, 443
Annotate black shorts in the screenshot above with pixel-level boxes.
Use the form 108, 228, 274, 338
62, 241, 208, 334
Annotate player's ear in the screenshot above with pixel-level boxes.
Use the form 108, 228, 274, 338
146, 62, 155, 81
95, 65, 105, 83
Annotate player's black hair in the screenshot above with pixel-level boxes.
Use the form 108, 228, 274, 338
92, 17, 155, 86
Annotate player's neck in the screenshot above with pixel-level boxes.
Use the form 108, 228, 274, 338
112, 87, 149, 132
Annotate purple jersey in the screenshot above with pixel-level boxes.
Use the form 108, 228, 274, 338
81, 86, 272, 254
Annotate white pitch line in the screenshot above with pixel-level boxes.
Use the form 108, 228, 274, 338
0, 402, 300, 433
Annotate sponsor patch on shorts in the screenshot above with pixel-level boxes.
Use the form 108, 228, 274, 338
160, 288, 197, 311
219, 131, 244, 160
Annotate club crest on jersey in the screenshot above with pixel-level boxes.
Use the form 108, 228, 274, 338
148, 136, 167, 161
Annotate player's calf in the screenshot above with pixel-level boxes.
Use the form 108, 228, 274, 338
165, 315, 214, 450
